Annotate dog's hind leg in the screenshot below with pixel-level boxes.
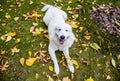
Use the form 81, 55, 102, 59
63, 49, 74, 73
49, 44, 60, 74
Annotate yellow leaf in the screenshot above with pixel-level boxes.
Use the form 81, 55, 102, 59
75, 38, 78, 42
71, 60, 79, 69
84, 35, 91, 40
67, 6, 72, 10
8, 32, 16, 37
15, 38, 21, 43
35, 73, 39, 79
26, 57, 37, 66
35, 28, 41, 35
20, 58, 25, 66
72, 14, 79, 19
48, 65, 53, 71
32, 12, 41, 17
85, 77, 94, 81
0, 8, 3, 11
5, 13, 11, 19
79, 26, 83, 32
84, 18, 86, 21
28, 51, 32, 57
44, 34, 49, 39
70, 21, 78, 28
71, 23, 78, 28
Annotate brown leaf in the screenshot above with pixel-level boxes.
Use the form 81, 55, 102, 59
30, 26, 35, 33
0, 61, 9, 71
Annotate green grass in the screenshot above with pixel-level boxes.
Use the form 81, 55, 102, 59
0, 0, 120, 81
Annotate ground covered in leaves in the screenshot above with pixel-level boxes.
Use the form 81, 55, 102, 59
0, 0, 120, 81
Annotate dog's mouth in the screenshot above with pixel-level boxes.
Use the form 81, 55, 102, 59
59, 39, 65, 45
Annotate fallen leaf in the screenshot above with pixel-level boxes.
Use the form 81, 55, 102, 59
8, 32, 16, 37
1, 50, 6, 55
90, 42, 101, 50
75, 38, 78, 42
14, 17, 19, 21
0, 61, 9, 71
115, 20, 120, 27
79, 26, 84, 32
33, 22, 38, 26
35, 28, 41, 35
1, 32, 16, 42
26, 57, 37, 66
117, 54, 120, 59
92, 6, 97, 11
15, 38, 21, 43
111, 58, 116, 67
82, 43, 89, 47
67, 6, 72, 10
6, 36, 12, 42
84, 18, 87, 21
30, 26, 35, 33
44, 34, 49, 39
70, 21, 78, 28
48, 75, 54, 81
106, 75, 111, 80
20, 58, 25, 66
72, 14, 79, 19
28, 51, 32, 57
85, 77, 94, 81
0, 8, 3, 11
48, 65, 53, 71
5, 13, 11, 19
2, 20, 7, 26
11, 47, 20, 55
84, 35, 91, 40
35, 73, 39, 79
30, 0, 33, 4
62, 77, 71, 81
71, 59, 79, 69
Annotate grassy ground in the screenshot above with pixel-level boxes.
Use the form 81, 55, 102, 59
0, 0, 120, 81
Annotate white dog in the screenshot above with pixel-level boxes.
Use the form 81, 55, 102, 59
41, 5, 75, 74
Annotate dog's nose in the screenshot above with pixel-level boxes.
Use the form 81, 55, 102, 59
60, 35, 65, 39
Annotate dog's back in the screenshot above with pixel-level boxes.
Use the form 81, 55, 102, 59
41, 5, 67, 25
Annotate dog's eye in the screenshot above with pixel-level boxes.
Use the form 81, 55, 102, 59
58, 29, 61, 31
66, 30, 68, 32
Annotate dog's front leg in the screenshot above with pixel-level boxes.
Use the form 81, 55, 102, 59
63, 49, 74, 73
49, 44, 59, 74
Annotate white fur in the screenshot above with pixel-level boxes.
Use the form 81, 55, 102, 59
41, 5, 75, 74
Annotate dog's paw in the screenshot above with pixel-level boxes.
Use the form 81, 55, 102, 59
54, 64, 60, 74
68, 64, 74, 73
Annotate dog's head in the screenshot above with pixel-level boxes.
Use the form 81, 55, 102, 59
55, 24, 73, 45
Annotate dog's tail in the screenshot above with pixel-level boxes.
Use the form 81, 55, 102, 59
41, 5, 52, 12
